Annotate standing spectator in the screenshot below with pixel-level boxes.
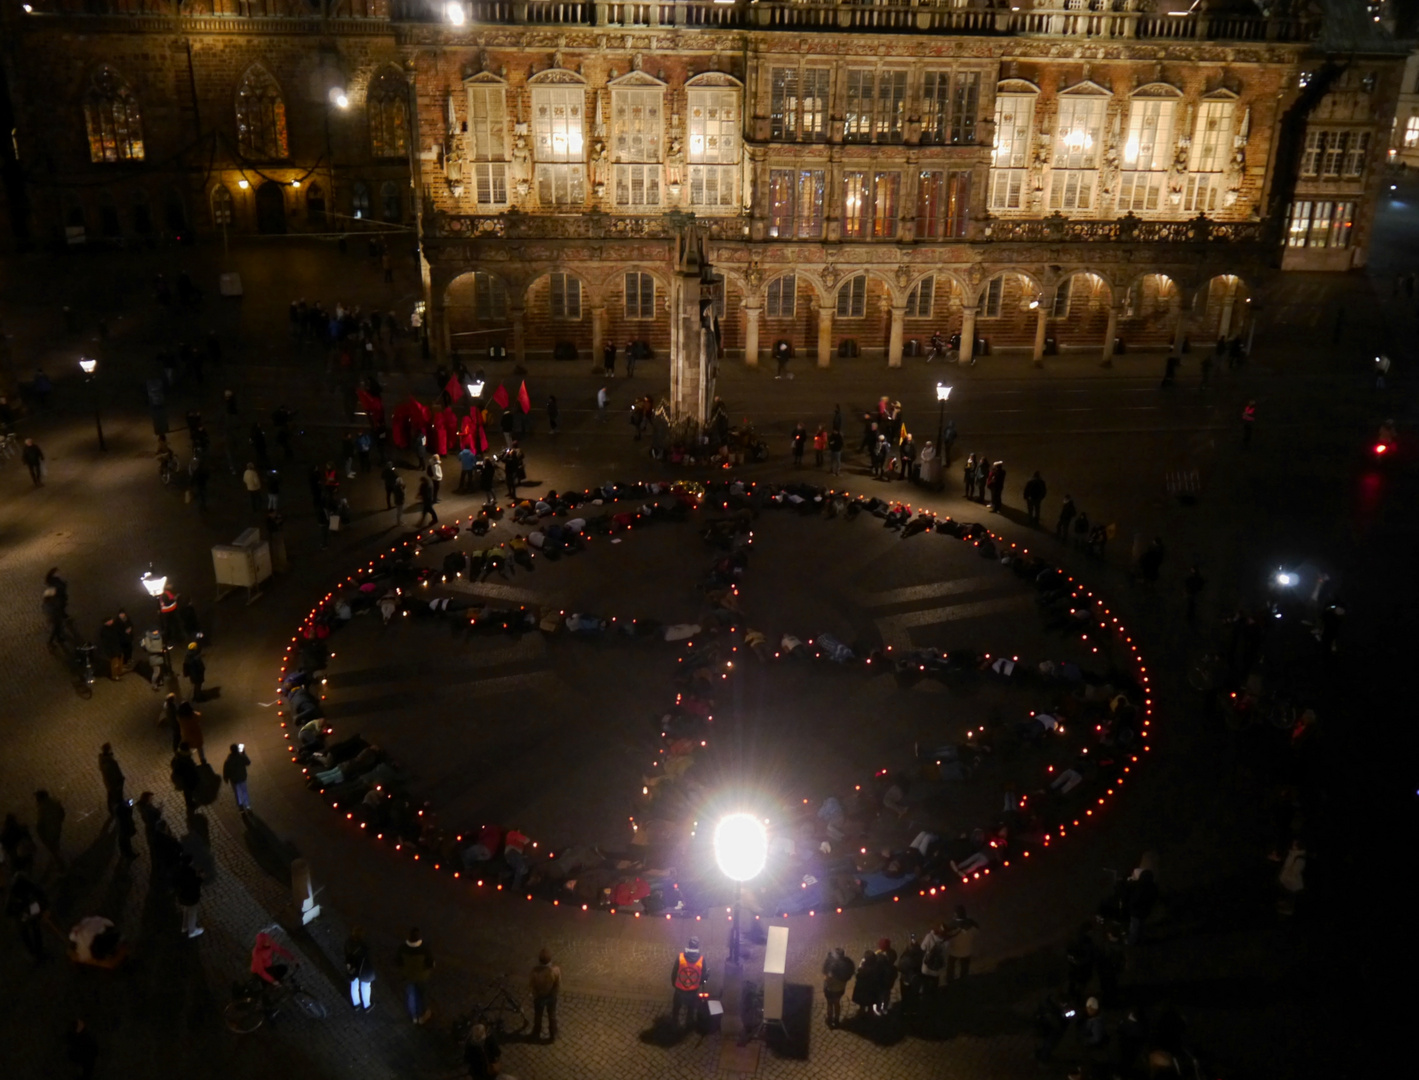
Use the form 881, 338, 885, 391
1023, 471, 1047, 525
391, 475, 407, 525
896, 934, 925, 1016
942, 419, 957, 466
499, 408, 514, 449
827, 428, 843, 476
243, 463, 263, 511
222, 743, 251, 811
182, 643, 206, 702
774, 339, 791, 378
920, 922, 948, 994
529, 946, 562, 1042
670, 935, 706, 1030
356, 430, 372, 472
99, 615, 125, 681
382, 461, 399, 508
821, 946, 853, 1027
21, 438, 44, 485
986, 461, 1007, 513
899, 434, 916, 480
398, 927, 435, 1024
547, 394, 560, 435
945, 905, 979, 982
962, 452, 977, 500
1241, 399, 1257, 445
98, 744, 125, 816
113, 796, 137, 861
504, 443, 523, 500
596, 386, 609, 421
66, 1019, 99, 1080
1184, 565, 1206, 622
873, 938, 898, 1016
1056, 495, 1077, 539
478, 456, 497, 506
427, 455, 443, 502
602, 340, 616, 377
345, 927, 375, 1011
6, 870, 53, 962
850, 949, 879, 1019
170, 743, 200, 814
972, 456, 989, 503
173, 856, 204, 937
416, 477, 439, 527
625, 338, 638, 377
265, 468, 282, 511
34, 790, 66, 871
177, 703, 206, 764
412, 425, 428, 470
341, 433, 357, 478
791, 423, 807, 468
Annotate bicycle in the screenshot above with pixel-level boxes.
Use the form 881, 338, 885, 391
224, 969, 328, 1034
0, 432, 18, 464
451, 977, 529, 1044
158, 450, 177, 486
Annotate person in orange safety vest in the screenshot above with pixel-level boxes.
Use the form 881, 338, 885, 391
671, 936, 707, 1030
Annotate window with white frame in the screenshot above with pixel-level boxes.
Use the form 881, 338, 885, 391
982, 275, 1004, 318
1343, 131, 1369, 177
1406, 116, 1419, 148
533, 84, 586, 207
990, 89, 1036, 210
612, 83, 663, 208
1188, 100, 1234, 172
624, 272, 654, 319
1118, 95, 1175, 213
845, 68, 907, 144
688, 86, 740, 210
1183, 173, 1220, 213
836, 274, 867, 318
549, 272, 582, 319
467, 80, 508, 206
1049, 92, 1106, 211
905, 276, 935, 318
1051, 277, 1072, 318
1285, 200, 1354, 249
474, 272, 508, 320
766, 274, 796, 318
769, 66, 831, 142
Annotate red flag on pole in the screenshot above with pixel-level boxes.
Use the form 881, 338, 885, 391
517, 380, 531, 414
490, 384, 510, 410
471, 406, 488, 453
445, 374, 463, 403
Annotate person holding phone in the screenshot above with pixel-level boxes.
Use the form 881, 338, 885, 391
222, 743, 251, 812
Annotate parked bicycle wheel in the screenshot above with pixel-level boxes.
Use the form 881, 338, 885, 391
224, 998, 265, 1034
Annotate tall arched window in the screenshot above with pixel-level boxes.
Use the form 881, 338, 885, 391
368, 70, 408, 159
380, 180, 401, 222
235, 66, 289, 160
84, 67, 145, 163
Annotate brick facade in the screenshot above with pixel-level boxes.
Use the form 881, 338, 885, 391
1, 1, 1405, 362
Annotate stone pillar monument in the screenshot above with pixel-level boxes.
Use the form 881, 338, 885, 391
668, 225, 719, 427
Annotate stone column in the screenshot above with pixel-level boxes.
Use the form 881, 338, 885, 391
887, 304, 906, 368
510, 305, 527, 366
1032, 300, 1049, 366
1101, 305, 1120, 367
816, 302, 834, 368
591, 305, 607, 368
742, 304, 761, 368
432, 297, 449, 364
959, 305, 978, 366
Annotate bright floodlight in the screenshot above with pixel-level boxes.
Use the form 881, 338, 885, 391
1274, 571, 1297, 587
79, 357, 97, 374
713, 813, 768, 883
141, 571, 167, 597
445, 1, 465, 23
936, 382, 952, 402
335, 92, 349, 109
466, 378, 485, 398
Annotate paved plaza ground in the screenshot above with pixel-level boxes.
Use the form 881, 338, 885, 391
2, 183, 1415, 1078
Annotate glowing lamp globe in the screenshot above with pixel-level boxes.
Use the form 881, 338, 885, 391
713, 813, 768, 883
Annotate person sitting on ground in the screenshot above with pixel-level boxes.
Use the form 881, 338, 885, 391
251, 930, 296, 985
68, 916, 125, 969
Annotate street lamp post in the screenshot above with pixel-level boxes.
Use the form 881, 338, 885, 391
935, 381, 953, 469
79, 357, 106, 451
713, 813, 768, 966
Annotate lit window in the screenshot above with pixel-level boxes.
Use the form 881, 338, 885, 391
767, 169, 823, 239
368, 70, 408, 159
982, 275, 1004, 319
1050, 93, 1106, 212
921, 71, 979, 146
615, 164, 660, 207
916, 170, 971, 238
770, 67, 830, 142
905, 277, 934, 319
842, 171, 900, 240
844, 69, 906, 144
532, 85, 585, 162
688, 86, 740, 212
236, 66, 288, 160
990, 88, 1035, 211
1188, 100, 1234, 173
1405, 116, 1419, 148
85, 67, 144, 163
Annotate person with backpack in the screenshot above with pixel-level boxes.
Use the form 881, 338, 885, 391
896, 934, 925, 1016
850, 948, 879, 1019
821, 946, 854, 1028
920, 922, 949, 993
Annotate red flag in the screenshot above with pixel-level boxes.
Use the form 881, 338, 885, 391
490, 384, 510, 410
517, 381, 532, 414
445, 375, 463, 403
356, 388, 384, 427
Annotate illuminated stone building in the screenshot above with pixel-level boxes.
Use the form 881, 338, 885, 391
0, 0, 1405, 365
